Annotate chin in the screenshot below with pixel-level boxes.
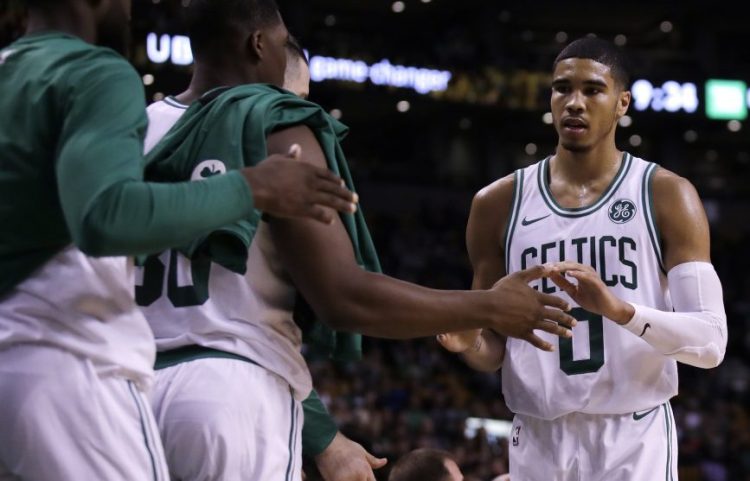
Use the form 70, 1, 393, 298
561, 141, 591, 153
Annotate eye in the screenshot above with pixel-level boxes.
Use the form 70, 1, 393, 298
552, 84, 570, 94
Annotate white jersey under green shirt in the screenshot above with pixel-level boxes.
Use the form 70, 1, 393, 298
503, 153, 677, 420
139, 98, 312, 401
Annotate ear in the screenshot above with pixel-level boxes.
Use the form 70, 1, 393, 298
616, 90, 631, 118
246, 30, 264, 61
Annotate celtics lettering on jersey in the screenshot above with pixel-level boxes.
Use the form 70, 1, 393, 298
520, 234, 638, 294
502, 154, 677, 419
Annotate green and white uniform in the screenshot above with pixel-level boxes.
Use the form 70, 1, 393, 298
140, 87, 377, 480
142, 96, 311, 400
503, 154, 678, 480
0, 33, 255, 481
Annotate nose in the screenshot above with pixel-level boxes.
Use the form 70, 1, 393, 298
565, 90, 585, 113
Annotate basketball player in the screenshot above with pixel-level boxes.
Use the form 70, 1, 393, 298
144, 34, 386, 481
138, 1, 577, 480
0, 0, 357, 479
439, 37, 727, 480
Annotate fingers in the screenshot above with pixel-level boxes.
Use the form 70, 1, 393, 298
313, 165, 347, 188
307, 205, 335, 225
549, 261, 596, 275
287, 143, 302, 159
524, 333, 554, 352
548, 271, 577, 297
364, 451, 388, 469
514, 264, 552, 282
536, 291, 571, 311
315, 177, 359, 205
567, 270, 598, 283
536, 313, 575, 337
312, 192, 357, 214
541, 306, 577, 329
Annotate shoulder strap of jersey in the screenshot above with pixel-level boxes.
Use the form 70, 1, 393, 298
641, 161, 666, 274
503, 168, 525, 273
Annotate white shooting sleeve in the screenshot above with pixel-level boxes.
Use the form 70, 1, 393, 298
622, 261, 727, 369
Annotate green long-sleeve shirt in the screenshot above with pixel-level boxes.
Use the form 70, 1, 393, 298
0, 32, 255, 298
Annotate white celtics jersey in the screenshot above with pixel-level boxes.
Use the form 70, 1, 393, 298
0, 247, 156, 389
138, 99, 312, 401
503, 153, 678, 420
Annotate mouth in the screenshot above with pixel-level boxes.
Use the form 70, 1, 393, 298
561, 117, 588, 135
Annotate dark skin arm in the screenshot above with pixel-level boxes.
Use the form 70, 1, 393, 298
438, 175, 576, 370
267, 126, 575, 340
242, 144, 358, 225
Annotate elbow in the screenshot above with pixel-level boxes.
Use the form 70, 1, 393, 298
671, 342, 726, 369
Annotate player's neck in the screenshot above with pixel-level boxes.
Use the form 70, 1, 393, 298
552, 143, 622, 185
176, 62, 263, 105
25, 8, 96, 45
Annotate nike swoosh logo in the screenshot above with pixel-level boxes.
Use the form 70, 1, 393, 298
632, 406, 659, 421
639, 323, 651, 337
521, 214, 551, 226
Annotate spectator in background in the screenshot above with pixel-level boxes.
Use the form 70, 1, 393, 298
389, 448, 463, 481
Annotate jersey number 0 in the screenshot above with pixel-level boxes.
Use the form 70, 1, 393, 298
559, 308, 605, 375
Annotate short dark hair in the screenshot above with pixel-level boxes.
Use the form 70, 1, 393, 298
184, 0, 280, 58
388, 449, 456, 481
553, 37, 631, 89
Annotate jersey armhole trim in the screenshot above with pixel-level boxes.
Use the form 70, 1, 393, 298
164, 96, 189, 109
503, 169, 524, 273
642, 162, 666, 274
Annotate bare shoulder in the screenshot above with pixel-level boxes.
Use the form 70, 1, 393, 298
467, 173, 516, 259
471, 172, 516, 220
651, 166, 700, 204
650, 166, 710, 267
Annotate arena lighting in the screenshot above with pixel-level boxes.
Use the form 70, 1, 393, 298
145, 33, 452, 95
464, 417, 513, 441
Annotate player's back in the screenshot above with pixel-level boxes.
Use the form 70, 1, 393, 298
503, 154, 678, 419
0, 33, 155, 388
137, 99, 312, 400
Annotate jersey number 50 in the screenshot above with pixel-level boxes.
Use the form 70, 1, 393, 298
135, 250, 211, 307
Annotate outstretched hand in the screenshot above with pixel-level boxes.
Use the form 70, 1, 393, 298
242, 144, 358, 225
547, 261, 634, 325
486, 264, 577, 351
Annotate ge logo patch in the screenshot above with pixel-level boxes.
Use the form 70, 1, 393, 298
608, 199, 636, 224
191, 160, 227, 181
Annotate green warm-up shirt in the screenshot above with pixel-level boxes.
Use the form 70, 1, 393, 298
0, 32, 255, 298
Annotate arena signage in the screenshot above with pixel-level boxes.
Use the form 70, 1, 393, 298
145, 33, 452, 94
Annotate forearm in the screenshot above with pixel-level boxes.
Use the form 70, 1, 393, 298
302, 390, 338, 457
621, 262, 727, 369
461, 330, 506, 372
321, 270, 489, 339
74, 171, 254, 256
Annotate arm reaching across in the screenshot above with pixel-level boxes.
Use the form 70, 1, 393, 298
438, 174, 574, 369
266, 126, 575, 342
